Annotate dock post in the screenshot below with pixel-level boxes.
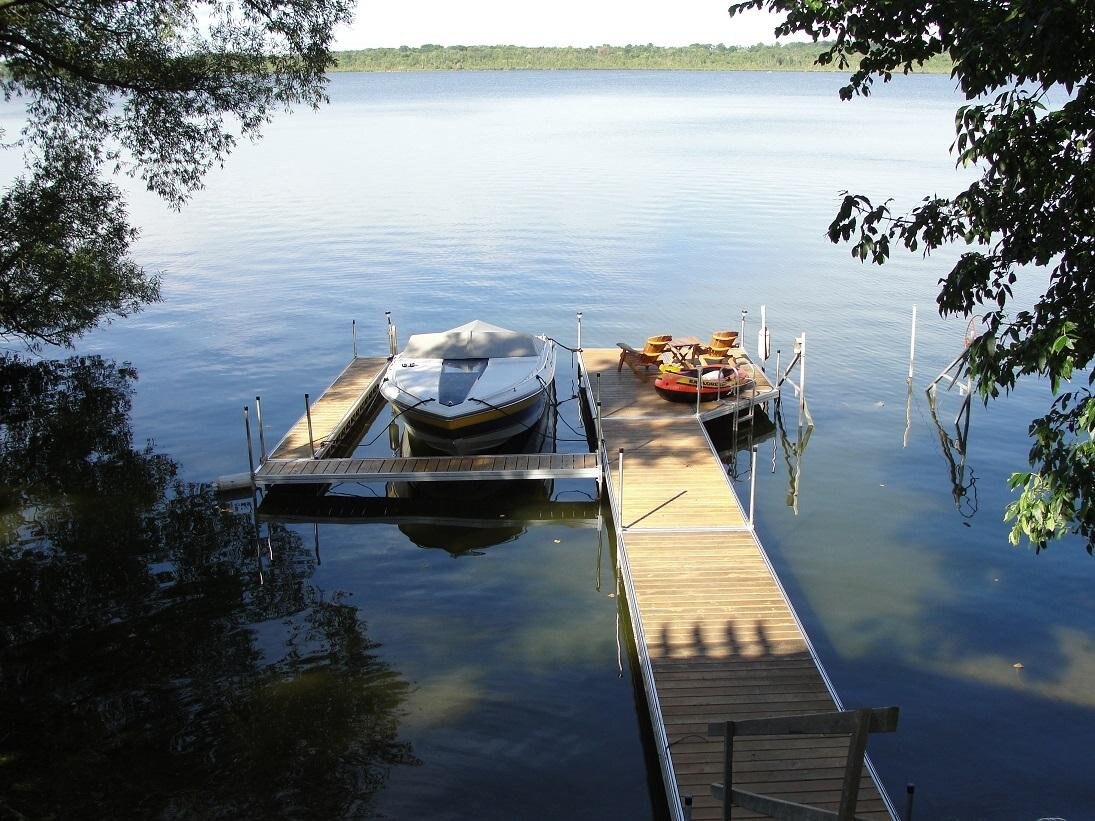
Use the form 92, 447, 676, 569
255, 396, 267, 462
740, 308, 748, 345
304, 393, 317, 459
386, 311, 397, 358
798, 333, 807, 420
576, 311, 583, 351
617, 446, 626, 529
774, 349, 781, 407
243, 406, 256, 489
749, 444, 758, 527
595, 372, 601, 409
352, 319, 358, 358
905, 783, 915, 820
908, 305, 917, 381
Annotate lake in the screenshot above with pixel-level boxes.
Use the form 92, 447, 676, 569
1, 70, 1092, 819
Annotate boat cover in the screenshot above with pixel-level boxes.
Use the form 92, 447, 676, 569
402, 320, 543, 359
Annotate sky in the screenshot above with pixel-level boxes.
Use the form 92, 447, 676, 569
337, 0, 787, 50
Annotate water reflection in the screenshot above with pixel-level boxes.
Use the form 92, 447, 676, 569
709, 405, 811, 514
926, 386, 979, 519
0, 355, 415, 818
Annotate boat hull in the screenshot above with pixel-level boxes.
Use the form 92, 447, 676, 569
394, 388, 550, 454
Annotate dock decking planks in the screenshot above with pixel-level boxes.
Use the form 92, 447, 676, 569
268, 357, 389, 461
580, 348, 891, 821
256, 452, 601, 485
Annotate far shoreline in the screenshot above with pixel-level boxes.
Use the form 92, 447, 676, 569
329, 43, 952, 74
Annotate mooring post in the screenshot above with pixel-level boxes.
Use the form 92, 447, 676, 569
749, 444, 758, 527
243, 405, 256, 489
617, 446, 626, 529
774, 348, 781, 407
576, 311, 583, 351
352, 318, 358, 359
799, 333, 807, 418
255, 395, 267, 463
740, 307, 748, 345
595, 372, 601, 408
304, 393, 317, 459
908, 305, 917, 381
385, 311, 397, 358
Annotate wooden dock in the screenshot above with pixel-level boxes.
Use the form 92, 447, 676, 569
256, 452, 600, 485
254, 355, 600, 486
580, 348, 895, 821
267, 356, 390, 461
245, 339, 894, 819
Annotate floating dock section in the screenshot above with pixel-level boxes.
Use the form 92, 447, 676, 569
579, 348, 895, 821
252, 355, 600, 486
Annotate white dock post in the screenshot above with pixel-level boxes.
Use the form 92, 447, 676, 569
908, 305, 917, 381
255, 395, 267, 462
617, 451, 626, 534
576, 311, 583, 351
798, 333, 807, 418
749, 444, 758, 527
243, 406, 256, 489
386, 311, 397, 358
740, 308, 748, 344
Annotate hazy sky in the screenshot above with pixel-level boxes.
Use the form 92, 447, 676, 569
338, 0, 787, 49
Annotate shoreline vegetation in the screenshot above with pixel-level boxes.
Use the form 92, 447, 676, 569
330, 42, 952, 73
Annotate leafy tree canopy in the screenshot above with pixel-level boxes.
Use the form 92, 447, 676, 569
729, 0, 1095, 551
0, 0, 353, 348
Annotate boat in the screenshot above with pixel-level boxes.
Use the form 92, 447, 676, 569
654, 362, 755, 403
379, 320, 557, 454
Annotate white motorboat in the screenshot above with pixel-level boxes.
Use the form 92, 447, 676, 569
379, 320, 557, 454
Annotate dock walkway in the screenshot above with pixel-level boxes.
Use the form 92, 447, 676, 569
580, 348, 893, 821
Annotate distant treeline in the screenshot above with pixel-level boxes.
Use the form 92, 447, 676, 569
331, 43, 952, 73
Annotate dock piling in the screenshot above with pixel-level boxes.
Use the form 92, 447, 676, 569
386, 311, 397, 358
255, 396, 267, 462
352, 319, 358, 358
618, 448, 625, 527
243, 406, 256, 489
748, 444, 758, 527
576, 311, 583, 351
908, 305, 917, 381
739, 308, 748, 345
304, 393, 316, 459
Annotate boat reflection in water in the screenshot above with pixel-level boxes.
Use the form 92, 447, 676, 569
390, 384, 563, 556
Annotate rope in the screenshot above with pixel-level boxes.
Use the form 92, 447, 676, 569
357, 392, 436, 448
546, 336, 581, 352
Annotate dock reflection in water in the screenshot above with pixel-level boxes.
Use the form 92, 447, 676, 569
0, 355, 416, 818
247, 367, 663, 819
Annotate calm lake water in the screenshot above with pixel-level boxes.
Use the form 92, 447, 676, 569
2, 71, 1093, 819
